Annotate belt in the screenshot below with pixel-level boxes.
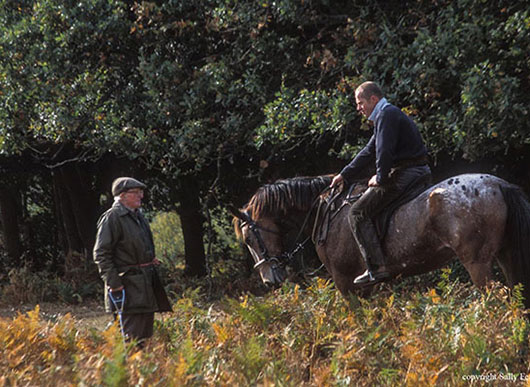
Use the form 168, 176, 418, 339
120, 259, 158, 270
393, 155, 429, 169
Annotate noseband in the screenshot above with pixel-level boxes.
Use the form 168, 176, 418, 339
240, 215, 285, 269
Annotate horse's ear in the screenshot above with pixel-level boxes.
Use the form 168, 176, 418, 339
227, 205, 249, 222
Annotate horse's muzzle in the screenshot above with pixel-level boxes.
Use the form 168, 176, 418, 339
264, 265, 287, 286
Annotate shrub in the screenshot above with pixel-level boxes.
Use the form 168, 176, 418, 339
0, 266, 101, 306
150, 211, 185, 269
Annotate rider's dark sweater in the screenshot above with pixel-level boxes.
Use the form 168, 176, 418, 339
340, 102, 428, 185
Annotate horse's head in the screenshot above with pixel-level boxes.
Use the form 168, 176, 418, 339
230, 175, 332, 286
231, 206, 287, 286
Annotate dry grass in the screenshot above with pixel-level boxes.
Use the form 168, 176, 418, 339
1, 272, 529, 386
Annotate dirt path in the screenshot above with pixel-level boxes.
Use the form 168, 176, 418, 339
0, 301, 110, 331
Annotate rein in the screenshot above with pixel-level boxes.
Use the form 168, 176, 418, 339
276, 189, 332, 268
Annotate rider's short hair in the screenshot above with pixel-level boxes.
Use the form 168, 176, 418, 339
357, 81, 384, 100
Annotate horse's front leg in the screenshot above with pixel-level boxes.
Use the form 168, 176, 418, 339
332, 273, 358, 296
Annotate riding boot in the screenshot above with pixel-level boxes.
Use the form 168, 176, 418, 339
350, 217, 390, 285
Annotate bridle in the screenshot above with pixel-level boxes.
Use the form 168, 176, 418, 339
238, 189, 330, 270
239, 213, 287, 270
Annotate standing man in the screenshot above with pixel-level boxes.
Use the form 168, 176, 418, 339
93, 177, 171, 345
330, 81, 430, 285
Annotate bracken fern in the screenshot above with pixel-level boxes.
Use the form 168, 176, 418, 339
1, 277, 529, 385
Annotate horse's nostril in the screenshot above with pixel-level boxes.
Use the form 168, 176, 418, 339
268, 269, 284, 286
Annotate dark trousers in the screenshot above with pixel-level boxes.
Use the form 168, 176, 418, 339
348, 165, 431, 269
121, 312, 155, 343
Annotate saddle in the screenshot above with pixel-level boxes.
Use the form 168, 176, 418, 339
314, 173, 432, 244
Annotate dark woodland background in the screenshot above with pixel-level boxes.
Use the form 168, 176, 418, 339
0, 0, 528, 291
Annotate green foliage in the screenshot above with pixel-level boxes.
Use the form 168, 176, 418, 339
252, 0, 530, 165
172, 336, 206, 382
0, 0, 132, 156
129, 1, 277, 175
234, 334, 267, 385
204, 206, 241, 258
370, 0, 530, 162
257, 82, 357, 151
103, 332, 128, 387
226, 294, 284, 330
150, 212, 185, 268
55, 280, 100, 304
149, 208, 240, 277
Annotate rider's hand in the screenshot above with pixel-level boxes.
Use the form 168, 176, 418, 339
368, 175, 379, 187
330, 174, 344, 188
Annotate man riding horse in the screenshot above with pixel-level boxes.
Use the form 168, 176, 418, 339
330, 81, 431, 285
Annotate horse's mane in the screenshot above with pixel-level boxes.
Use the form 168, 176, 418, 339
233, 175, 332, 239
246, 175, 332, 218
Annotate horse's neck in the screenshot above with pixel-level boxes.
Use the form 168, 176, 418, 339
283, 207, 317, 234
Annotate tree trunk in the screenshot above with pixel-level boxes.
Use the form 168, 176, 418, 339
52, 164, 99, 279
176, 176, 207, 277
53, 170, 83, 254
60, 164, 98, 253
0, 185, 22, 262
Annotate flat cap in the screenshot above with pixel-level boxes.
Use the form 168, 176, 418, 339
111, 177, 146, 196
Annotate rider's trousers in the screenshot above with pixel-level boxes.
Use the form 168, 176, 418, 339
348, 165, 431, 269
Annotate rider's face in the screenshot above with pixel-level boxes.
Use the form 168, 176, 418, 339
355, 91, 379, 118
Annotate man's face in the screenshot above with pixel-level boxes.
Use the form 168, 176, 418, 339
120, 188, 144, 209
355, 90, 379, 118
